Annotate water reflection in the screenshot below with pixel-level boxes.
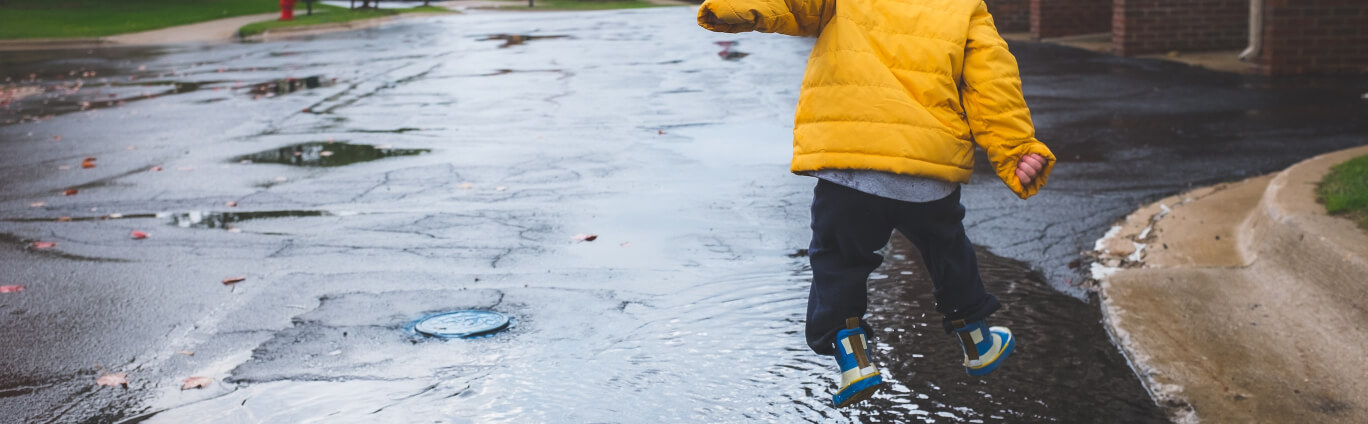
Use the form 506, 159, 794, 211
246, 76, 334, 99
855, 237, 1167, 423
127, 238, 1165, 423
233, 142, 429, 167
716, 41, 749, 61
161, 210, 332, 229
481, 34, 570, 48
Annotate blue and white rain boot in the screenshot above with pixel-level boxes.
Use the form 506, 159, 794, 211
832, 317, 883, 408
951, 319, 1015, 376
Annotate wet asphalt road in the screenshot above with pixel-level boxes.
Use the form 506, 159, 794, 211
2, 7, 1367, 424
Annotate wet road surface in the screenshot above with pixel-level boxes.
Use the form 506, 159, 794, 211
2, 7, 1367, 424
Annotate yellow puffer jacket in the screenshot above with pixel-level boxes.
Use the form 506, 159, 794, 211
698, 0, 1055, 199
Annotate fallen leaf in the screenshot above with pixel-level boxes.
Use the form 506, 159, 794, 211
31, 241, 56, 249
81, 160, 95, 169
83, 156, 96, 162
225, 201, 238, 207
57, 216, 71, 222
52, 135, 62, 141
149, 166, 163, 172
178, 350, 195, 356
572, 234, 598, 242
657, 130, 665, 135
63, 189, 78, 196
222, 277, 246, 285
96, 372, 128, 388
29, 202, 45, 208
0, 285, 23, 293
181, 376, 213, 390
130, 231, 148, 240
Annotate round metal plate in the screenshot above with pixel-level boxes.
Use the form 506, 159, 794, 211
414, 310, 510, 338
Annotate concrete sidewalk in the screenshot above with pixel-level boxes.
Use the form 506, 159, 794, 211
1094, 145, 1368, 423
0, 8, 456, 50
0, 13, 278, 51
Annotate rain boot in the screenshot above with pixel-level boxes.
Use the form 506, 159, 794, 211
832, 317, 883, 408
952, 319, 1014, 376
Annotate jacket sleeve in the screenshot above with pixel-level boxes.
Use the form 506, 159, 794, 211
696, 0, 834, 36
961, 1, 1055, 200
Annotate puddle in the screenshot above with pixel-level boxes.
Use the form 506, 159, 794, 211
123, 240, 1168, 423
1, 79, 210, 126
0, 74, 338, 126
161, 210, 333, 230
2, 213, 158, 223
480, 34, 569, 48
246, 76, 334, 99
852, 237, 1169, 423
467, 69, 565, 77
3, 210, 338, 231
715, 41, 749, 61
232, 142, 429, 167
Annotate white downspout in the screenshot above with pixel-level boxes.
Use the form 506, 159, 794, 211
1239, 0, 1264, 61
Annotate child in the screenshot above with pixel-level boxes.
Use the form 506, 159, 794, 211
696, 0, 1055, 408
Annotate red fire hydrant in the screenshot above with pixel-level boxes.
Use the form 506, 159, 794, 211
280, 0, 296, 21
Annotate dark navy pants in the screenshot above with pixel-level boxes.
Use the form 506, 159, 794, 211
805, 179, 1001, 356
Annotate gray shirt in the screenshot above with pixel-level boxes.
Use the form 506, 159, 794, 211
806, 169, 958, 203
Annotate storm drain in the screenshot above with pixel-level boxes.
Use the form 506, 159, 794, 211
413, 310, 510, 339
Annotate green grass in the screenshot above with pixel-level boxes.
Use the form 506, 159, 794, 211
1317, 154, 1368, 230
490, 0, 664, 11
238, 4, 451, 37
0, 0, 284, 39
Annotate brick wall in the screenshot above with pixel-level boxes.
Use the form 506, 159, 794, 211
1258, 0, 1368, 75
986, 0, 1030, 33
1031, 0, 1113, 40
1113, 0, 1249, 56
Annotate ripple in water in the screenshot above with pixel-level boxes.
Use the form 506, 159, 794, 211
132, 237, 1164, 423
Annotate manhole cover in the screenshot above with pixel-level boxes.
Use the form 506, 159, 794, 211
414, 310, 510, 339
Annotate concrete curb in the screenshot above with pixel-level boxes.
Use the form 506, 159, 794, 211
1247, 145, 1368, 298
1093, 144, 1368, 423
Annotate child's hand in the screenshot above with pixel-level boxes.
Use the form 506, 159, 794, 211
1015, 153, 1046, 186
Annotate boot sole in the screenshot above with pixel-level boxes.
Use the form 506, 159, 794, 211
966, 334, 1014, 376
833, 374, 884, 408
